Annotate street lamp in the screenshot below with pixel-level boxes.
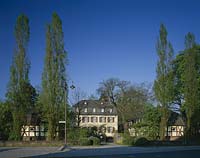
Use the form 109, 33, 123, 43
64, 81, 75, 146
64, 82, 67, 146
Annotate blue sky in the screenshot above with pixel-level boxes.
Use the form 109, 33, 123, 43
1, 0, 200, 99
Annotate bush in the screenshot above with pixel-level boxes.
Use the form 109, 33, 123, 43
122, 132, 135, 146
79, 138, 92, 146
79, 128, 89, 138
67, 128, 79, 142
67, 127, 102, 146
89, 137, 100, 145
134, 137, 149, 146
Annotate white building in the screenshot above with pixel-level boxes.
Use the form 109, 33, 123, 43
73, 100, 118, 138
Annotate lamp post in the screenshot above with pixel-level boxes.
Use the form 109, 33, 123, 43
64, 81, 75, 146
64, 82, 67, 146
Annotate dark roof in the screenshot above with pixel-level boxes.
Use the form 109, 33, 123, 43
26, 112, 41, 125
168, 112, 185, 126
127, 111, 185, 126
73, 100, 117, 115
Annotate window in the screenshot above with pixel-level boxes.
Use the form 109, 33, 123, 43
93, 108, 96, 113
107, 127, 114, 133
76, 107, 79, 112
94, 117, 97, 123
82, 117, 86, 123
84, 108, 88, 113
30, 127, 35, 131
99, 117, 102, 123
91, 117, 97, 123
108, 117, 114, 123
172, 127, 176, 131
99, 117, 106, 123
101, 108, 105, 113
109, 108, 113, 113
82, 117, 89, 123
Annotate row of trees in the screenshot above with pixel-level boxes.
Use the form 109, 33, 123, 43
154, 24, 200, 141
0, 14, 199, 142
0, 13, 69, 141
87, 24, 200, 142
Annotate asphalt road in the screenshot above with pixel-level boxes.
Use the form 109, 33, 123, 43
0, 145, 200, 158
63, 150, 200, 158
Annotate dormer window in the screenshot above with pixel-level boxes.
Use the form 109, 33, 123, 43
109, 108, 113, 113
100, 102, 104, 105
84, 108, 88, 113
84, 101, 87, 105
76, 107, 79, 112
101, 108, 105, 113
93, 108, 96, 113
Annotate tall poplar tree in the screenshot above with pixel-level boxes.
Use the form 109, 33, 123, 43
183, 33, 199, 140
184, 32, 196, 50
6, 14, 30, 140
41, 13, 68, 141
154, 24, 174, 140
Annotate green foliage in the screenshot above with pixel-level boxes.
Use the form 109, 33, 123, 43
183, 46, 200, 138
67, 128, 89, 143
79, 128, 89, 138
89, 136, 101, 145
131, 105, 160, 140
67, 127, 100, 146
79, 138, 92, 146
133, 104, 160, 139
122, 132, 135, 146
171, 52, 185, 107
41, 12, 68, 141
0, 101, 12, 140
87, 126, 99, 137
67, 128, 80, 142
172, 33, 200, 140
154, 24, 174, 140
6, 14, 32, 140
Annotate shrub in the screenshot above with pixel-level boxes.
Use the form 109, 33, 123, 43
67, 128, 79, 142
134, 137, 149, 146
122, 132, 135, 146
79, 138, 92, 146
89, 137, 100, 145
79, 128, 89, 138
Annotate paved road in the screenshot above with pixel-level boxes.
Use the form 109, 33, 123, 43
0, 145, 200, 158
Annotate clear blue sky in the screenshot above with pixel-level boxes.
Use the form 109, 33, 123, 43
1, 0, 200, 99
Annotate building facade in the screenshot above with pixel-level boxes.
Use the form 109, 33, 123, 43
127, 112, 185, 140
21, 112, 47, 141
73, 100, 118, 137
166, 112, 185, 140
